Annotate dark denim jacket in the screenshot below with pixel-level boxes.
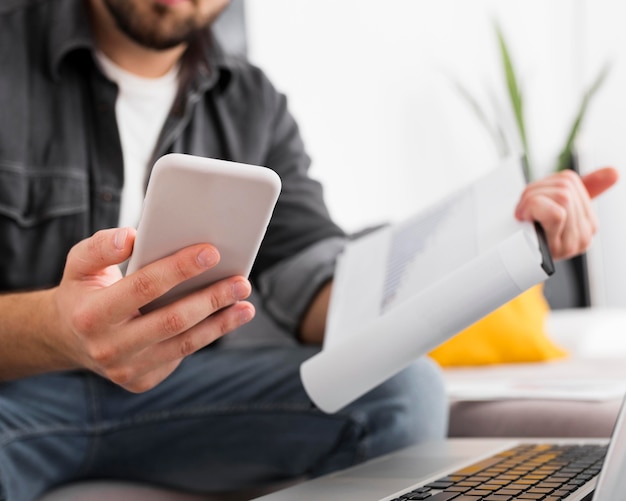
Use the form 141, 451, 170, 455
0, 0, 345, 335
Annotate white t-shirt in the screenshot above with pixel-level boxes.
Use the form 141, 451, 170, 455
95, 52, 179, 228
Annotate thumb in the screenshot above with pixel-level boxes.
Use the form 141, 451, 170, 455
581, 167, 619, 199
65, 228, 136, 279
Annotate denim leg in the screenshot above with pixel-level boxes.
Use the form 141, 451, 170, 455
0, 346, 448, 499
317, 355, 449, 476
0, 372, 92, 501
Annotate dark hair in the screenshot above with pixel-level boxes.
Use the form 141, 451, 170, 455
172, 28, 213, 116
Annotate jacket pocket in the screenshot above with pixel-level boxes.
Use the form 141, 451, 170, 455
0, 163, 89, 290
0, 163, 88, 227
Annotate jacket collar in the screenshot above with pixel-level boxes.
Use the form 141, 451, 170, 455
48, 0, 94, 80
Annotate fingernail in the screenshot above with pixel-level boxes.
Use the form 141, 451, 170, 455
239, 305, 254, 323
114, 228, 128, 250
233, 280, 250, 300
197, 248, 218, 268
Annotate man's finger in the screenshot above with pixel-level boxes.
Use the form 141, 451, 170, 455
133, 300, 255, 374
103, 243, 221, 322
64, 228, 135, 279
581, 167, 619, 199
112, 275, 252, 350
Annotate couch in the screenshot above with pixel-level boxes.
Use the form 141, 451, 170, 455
444, 307, 626, 439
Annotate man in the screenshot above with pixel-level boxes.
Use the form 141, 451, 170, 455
0, 0, 618, 500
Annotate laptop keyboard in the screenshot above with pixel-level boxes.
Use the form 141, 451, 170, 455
390, 443, 607, 500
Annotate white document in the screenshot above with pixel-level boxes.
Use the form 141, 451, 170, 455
300, 158, 553, 413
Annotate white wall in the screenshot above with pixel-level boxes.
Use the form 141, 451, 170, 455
245, 0, 626, 307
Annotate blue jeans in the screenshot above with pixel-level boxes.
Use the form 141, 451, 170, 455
0, 346, 448, 501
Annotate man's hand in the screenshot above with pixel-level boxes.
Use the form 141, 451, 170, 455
515, 167, 619, 261
49, 227, 254, 392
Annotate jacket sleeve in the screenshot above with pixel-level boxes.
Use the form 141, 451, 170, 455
248, 68, 347, 334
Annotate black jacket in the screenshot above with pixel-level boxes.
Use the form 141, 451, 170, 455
0, 0, 346, 336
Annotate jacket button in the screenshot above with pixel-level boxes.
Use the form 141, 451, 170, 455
102, 191, 113, 202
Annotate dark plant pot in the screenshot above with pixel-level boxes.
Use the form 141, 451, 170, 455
543, 254, 591, 309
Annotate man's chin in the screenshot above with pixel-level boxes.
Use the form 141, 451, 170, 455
100, 0, 221, 51
153, 0, 192, 6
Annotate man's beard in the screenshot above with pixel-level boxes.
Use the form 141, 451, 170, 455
102, 0, 204, 50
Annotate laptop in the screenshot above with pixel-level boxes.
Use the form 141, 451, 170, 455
256, 394, 626, 501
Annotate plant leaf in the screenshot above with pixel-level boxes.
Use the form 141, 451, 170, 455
495, 22, 532, 178
448, 75, 510, 157
556, 62, 612, 171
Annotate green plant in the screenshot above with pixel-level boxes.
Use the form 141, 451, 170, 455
455, 22, 611, 180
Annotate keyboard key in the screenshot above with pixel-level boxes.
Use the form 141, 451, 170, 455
539, 482, 562, 489
496, 489, 524, 496
527, 487, 554, 494
465, 489, 493, 496
404, 493, 432, 500
444, 486, 470, 493
422, 493, 461, 500
424, 481, 454, 489
454, 457, 505, 476
551, 490, 571, 497
516, 478, 539, 485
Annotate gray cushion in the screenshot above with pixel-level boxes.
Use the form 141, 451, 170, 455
444, 357, 625, 438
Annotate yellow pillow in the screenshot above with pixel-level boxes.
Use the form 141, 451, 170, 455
429, 284, 567, 367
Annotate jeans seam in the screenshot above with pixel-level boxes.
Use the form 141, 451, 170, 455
0, 425, 92, 447
0, 468, 4, 501
107, 403, 338, 435
0, 402, 336, 447
117, 402, 319, 425
77, 373, 102, 477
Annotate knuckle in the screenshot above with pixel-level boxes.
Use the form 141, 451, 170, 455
215, 308, 240, 338
88, 342, 119, 368
559, 169, 579, 184
172, 257, 195, 282
106, 366, 136, 388
179, 336, 199, 358
551, 187, 571, 208
580, 231, 593, 250
549, 205, 567, 225
124, 378, 156, 394
209, 291, 226, 312
131, 272, 160, 300
562, 240, 579, 259
121, 365, 178, 394
554, 245, 567, 261
70, 306, 97, 335
552, 172, 576, 193
160, 311, 186, 336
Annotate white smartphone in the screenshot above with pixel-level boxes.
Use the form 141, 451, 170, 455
126, 153, 282, 313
